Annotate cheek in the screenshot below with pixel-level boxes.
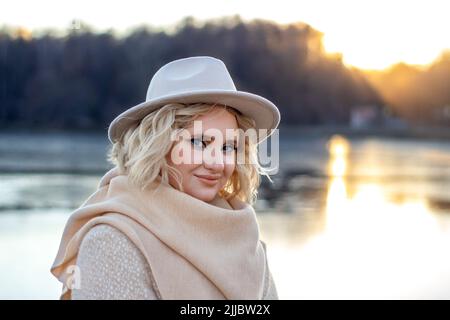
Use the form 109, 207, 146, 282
167, 152, 200, 187
222, 163, 236, 182
178, 163, 200, 180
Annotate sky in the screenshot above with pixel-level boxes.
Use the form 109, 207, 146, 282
1, 0, 449, 70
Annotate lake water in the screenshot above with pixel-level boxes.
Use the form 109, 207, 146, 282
1, 130, 450, 299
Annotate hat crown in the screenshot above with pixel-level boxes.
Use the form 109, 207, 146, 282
146, 56, 237, 101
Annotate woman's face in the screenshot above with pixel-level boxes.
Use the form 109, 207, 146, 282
166, 108, 239, 202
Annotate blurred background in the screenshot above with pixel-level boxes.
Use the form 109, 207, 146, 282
1, 0, 450, 299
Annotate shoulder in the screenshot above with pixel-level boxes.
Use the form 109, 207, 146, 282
73, 224, 159, 300
78, 224, 151, 277
80, 224, 133, 253
79, 224, 145, 267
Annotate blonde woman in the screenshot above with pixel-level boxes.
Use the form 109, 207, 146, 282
50, 56, 280, 300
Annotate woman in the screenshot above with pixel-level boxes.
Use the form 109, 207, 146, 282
50, 56, 281, 300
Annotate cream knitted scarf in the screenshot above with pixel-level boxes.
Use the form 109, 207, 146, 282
50, 167, 268, 299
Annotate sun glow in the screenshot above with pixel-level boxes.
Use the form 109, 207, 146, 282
1, 0, 449, 70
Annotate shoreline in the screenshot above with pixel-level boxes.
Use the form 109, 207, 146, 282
279, 125, 450, 141
2, 125, 450, 141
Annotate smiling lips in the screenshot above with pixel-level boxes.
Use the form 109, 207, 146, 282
195, 174, 220, 186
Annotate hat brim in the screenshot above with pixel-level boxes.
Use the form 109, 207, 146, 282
108, 89, 280, 144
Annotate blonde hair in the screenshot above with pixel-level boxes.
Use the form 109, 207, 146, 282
107, 102, 273, 205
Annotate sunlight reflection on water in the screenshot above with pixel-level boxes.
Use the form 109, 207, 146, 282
1, 133, 450, 299
260, 135, 450, 299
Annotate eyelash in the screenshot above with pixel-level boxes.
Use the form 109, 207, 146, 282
190, 138, 237, 152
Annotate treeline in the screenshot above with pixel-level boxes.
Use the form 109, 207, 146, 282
0, 15, 448, 130
363, 52, 450, 125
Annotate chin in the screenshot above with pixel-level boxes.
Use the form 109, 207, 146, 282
188, 188, 218, 202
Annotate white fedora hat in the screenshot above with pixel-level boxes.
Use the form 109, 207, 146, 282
108, 56, 280, 144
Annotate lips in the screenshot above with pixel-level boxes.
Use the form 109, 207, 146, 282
195, 174, 221, 180
194, 174, 220, 185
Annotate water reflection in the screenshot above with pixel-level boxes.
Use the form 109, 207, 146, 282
265, 135, 450, 299
1, 132, 450, 299
325, 134, 443, 234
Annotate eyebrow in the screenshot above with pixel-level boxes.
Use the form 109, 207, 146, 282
193, 134, 238, 144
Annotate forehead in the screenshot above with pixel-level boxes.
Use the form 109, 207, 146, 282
186, 108, 239, 139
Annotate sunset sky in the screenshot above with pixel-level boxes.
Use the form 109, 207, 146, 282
1, 0, 449, 70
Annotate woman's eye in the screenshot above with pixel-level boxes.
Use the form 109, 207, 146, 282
223, 144, 237, 153
191, 138, 236, 152
191, 138, 205, 149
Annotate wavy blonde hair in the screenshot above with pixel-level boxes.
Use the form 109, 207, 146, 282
107, 102, 273, 205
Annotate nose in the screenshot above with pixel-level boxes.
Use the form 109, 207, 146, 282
203, 161, 225, 172
202, 145, 225, 171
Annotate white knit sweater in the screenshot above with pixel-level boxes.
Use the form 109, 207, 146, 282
72, 224, 279, 300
